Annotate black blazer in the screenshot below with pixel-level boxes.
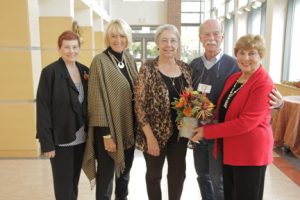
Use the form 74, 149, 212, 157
36, 58, 89, 152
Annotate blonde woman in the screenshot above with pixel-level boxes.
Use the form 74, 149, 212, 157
82, 19, 137, 200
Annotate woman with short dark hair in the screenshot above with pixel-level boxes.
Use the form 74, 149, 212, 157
36, 30, 89, 200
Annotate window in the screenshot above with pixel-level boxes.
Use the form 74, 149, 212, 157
227, 0, 234, 13
283, 0, 300, 81
181, 13, 202, 24
181, 1, 204, 24
130, 26, 157, 70
238, 0, 249, 7
146, 41, 158, 59
181, 0, 205, 62
214, 0, 226, 18
224, 0, 234, 55
130, 40, 143, 69
243, 1, 266, 35
181, 26, 200, 63
248, 7, 261, 34
224, 17, 234, 56
131, 41, 142, 59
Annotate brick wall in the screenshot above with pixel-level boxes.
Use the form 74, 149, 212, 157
166, 0, 181, 58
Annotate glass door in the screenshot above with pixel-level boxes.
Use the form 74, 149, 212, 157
130, 26, 158, 70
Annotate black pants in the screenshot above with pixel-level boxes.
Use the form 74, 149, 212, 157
50, 143, 85, 200
223, 164, 267, 200
143, 138, 188, 200
94, 132, 135, 200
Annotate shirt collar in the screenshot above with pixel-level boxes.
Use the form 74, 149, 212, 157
200, 50, 224, 70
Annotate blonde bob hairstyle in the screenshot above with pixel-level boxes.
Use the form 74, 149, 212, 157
234, 34, 266, 58
104, 19, 132, 48
154, 24, 180, 46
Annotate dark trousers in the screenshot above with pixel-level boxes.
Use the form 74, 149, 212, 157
223, 164, 267, 200
143, 138, 188, 200
50, 143, 85, 200
193, 140, 223, 200
94, 132, 135, 200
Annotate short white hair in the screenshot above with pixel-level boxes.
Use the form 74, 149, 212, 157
199, 19, 224, 35
154, 24, 180, 45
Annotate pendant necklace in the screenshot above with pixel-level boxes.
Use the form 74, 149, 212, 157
169, 74, 184, 96
117, 60, 125, 69
223, 80, 243, 109
170, 77, 176, 86
109, 51, 125, 69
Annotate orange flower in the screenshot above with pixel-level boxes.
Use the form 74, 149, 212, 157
175, 97, 185, 108
171, 87, 214, 123
182, 90, 191, 98
183, 107, 192, 117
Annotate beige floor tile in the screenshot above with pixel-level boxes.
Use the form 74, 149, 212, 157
0, 150, 299, 200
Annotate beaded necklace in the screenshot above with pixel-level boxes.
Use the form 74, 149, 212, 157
223, 80, 243, 109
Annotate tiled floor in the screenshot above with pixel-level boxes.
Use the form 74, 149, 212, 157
0, 149, 299, 200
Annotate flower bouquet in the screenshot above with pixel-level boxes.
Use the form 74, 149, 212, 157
172, 87, 215, 139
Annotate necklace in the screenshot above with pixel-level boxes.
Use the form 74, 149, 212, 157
170, 77, 176, 86
223, 80, 243, 109
108, 51, 125, 69
170, 74, 184, 96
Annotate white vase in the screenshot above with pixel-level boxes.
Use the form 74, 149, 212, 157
179, 117, 198, 139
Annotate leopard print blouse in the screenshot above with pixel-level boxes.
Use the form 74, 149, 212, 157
134, 57, 192, 152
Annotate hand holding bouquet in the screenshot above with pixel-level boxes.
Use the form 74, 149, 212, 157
171, 87, 214, 138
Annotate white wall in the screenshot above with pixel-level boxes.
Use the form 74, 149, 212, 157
109, 0, 167, 25
39, 0, 74, 17
264, 0, 288, 83
28, 0, 42, 97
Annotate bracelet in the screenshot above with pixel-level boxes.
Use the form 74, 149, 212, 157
103, 135, 112, 139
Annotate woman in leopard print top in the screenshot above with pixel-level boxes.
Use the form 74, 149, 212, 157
134, 24, 192, 200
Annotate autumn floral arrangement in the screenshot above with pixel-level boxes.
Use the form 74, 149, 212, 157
171, 87, 215, 138
172, 87, 215, 122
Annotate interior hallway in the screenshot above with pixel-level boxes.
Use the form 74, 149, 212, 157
0, 148, 299, 200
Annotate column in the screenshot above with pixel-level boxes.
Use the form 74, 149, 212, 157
39, 0, 74, 67
167, 0, 181, 57
75, 6, 94, 66
0, 0, 41, 157
94, 17, 105, 55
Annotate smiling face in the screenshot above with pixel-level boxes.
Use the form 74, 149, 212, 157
157, 29, 179, 59
199, 20, 224, 58
236, 48, 261, 75
108, 33, 128, 53
59, 39, 80, 65
104, 19, 132, 53
234, 34, 265, 77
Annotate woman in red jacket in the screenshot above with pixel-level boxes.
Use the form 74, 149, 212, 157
191, 34, 274, 200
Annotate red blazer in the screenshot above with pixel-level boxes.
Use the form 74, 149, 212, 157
203, 66, 274, 166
